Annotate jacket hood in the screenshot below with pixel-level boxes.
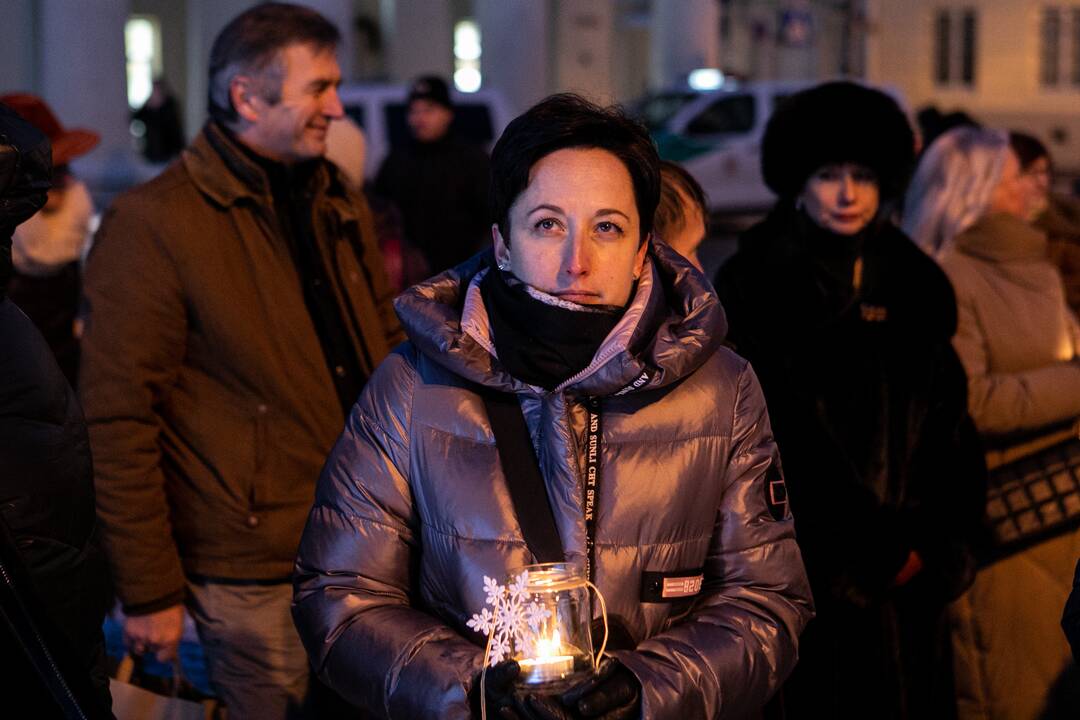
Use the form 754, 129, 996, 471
394, 240, 726, 397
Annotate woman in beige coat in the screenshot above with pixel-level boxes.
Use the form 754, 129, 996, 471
904, 126, 1080, 719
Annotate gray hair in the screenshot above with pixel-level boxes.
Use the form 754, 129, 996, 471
901, 126, 1009, 257
206, 3, 340, 128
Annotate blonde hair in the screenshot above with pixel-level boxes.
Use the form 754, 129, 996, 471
901, 126, 1009, 257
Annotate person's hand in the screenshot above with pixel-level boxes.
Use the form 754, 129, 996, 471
472, 660, 528, 719
123, 604, 184, 663
892, 550, 924, 587
522, 658, 642, 720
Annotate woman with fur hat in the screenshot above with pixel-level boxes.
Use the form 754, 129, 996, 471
714, 81, 986, 718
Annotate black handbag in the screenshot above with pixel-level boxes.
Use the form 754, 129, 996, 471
982, 418, 1080, 563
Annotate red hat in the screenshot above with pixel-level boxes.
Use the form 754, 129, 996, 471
0, 93, 100, 166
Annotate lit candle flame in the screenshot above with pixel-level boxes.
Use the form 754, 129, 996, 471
535, 629, 561, 658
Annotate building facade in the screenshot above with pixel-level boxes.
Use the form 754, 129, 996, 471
866, 0, 1080, 171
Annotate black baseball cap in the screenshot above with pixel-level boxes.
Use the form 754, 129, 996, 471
407, 75, 452, 110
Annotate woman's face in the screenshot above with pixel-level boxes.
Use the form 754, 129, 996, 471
988, 149, 1029, 219
664, 185, 706, 271
1020, 155, 1051, 220
493, 147, 648, 307
798, 163, 880, 236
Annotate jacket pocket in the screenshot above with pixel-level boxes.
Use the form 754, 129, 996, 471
160, 388, 257, 511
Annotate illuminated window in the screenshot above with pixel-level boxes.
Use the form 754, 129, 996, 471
125, 16, 162, 109
454, 20, 481, 93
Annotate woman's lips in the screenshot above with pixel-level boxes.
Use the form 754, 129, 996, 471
555, 291, 600, 303
831, 213, 863, 222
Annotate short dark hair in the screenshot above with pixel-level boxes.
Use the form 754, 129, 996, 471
655, 160, 708, 241
489, 93, 660, 243
207, 2, 340, 127
1009, 131, 1050, 171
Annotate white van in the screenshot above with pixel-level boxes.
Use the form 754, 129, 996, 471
336, 83, 514, 182
634, 81, 812, 213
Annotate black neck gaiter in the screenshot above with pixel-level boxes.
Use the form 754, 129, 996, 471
480, 268, 624, 390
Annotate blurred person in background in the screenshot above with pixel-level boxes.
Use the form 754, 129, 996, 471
715, 81, 986, 719
0, 101, 113, 719
904, 125, 1080, 720
904, 127, 1080, 434
323, 112, 365, 191
1008, 131, 1080, 318
79, 3, 401, 717
1, 93, 99, 387
654, 159, 707, 271
374, 74, 490, 278
131, 78, 185, 164
325, 114, 423, 292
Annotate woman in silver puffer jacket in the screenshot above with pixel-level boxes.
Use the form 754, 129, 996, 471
292, 94, 813, 719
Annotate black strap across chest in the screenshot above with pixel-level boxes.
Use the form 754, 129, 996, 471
482, 392, 602, 582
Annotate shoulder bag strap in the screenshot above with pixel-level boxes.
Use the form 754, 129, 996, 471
481, 391, 565, 564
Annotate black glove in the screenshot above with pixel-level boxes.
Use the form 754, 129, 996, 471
471, 660, 538, 720
590, 615, 636, 653
520, 658, 642, 720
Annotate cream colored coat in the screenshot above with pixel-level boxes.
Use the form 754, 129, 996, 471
941, 212, 1080, 719
941, 212, 1080, 436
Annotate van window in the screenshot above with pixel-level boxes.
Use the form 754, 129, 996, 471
685, 95, 755, 136
385, 102, 495, 150
634, 91, 698, 131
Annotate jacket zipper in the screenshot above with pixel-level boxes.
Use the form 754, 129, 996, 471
0, 557, 87, 719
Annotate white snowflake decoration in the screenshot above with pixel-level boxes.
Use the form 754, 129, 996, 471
467, 571, 553, 665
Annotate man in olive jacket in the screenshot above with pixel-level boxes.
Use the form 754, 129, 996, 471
79, 5, 401, 717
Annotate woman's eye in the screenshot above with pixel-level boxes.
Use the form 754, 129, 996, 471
535, 218, 561, 232
596, 221, 624, 235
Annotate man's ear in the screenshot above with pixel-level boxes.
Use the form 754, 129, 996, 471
493, 223, 511, 270
229, 76, 263, 124
633, 233, 650, 279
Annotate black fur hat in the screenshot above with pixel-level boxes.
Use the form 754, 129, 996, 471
761, 81, 915, 201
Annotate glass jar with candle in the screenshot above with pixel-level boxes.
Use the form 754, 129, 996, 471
510, 562, 595, 692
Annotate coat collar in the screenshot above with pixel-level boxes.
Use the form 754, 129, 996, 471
953, 212, 1049, 264
182, 122, 356, 222
394, 241, 727, 398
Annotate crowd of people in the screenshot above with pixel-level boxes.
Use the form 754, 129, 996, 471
3, 2, 1080, 719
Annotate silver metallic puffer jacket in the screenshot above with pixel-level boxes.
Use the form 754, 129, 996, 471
293, 242, 813, 719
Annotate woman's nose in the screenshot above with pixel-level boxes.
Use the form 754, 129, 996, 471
838, 175, 857, 203
564, 229, 591, 276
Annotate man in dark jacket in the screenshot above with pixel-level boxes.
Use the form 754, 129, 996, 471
0, 103, 112, 717
79, 4, 402, 717
374, 75, 491, 276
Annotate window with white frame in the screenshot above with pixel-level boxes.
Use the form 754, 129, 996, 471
933, 7, 978, 87
1040, 5, 1080, 87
